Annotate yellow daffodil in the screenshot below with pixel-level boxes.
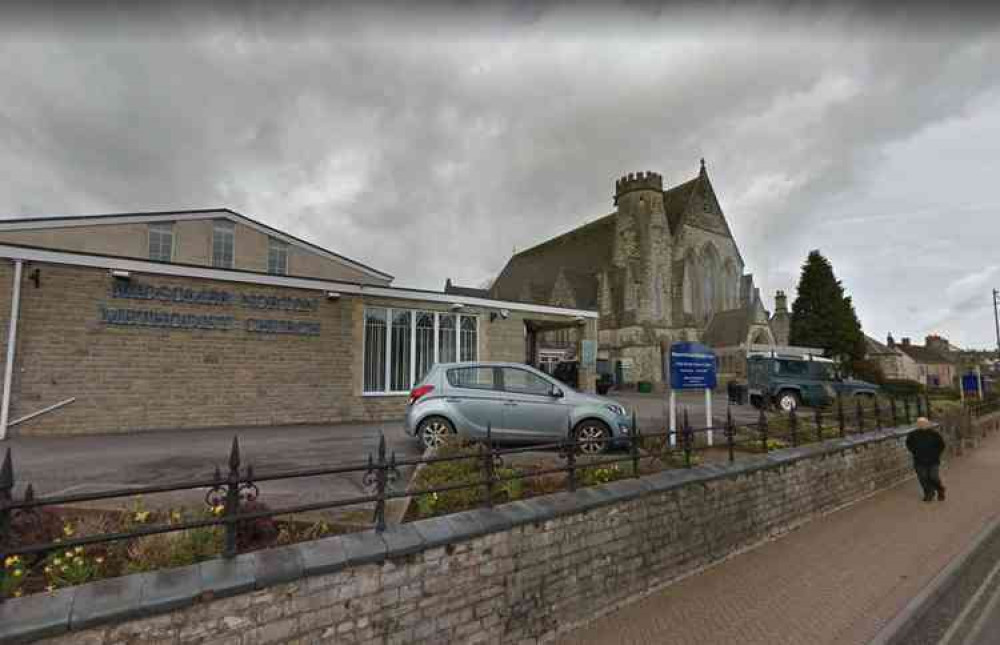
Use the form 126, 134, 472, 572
53, 558, 63, 566
95, 557, 104, 565
46, 585, 55, 592
4, 555, 19, 567
170, 510, 182, 522
44, 566, 52, 574
62, 524, 74, 537
13, 590, 22, 598
13, 569, 23, 578
73, 557, 84, 566
134, 510, 151, 523
211, 505, 225, 517
74, 547, 83, 555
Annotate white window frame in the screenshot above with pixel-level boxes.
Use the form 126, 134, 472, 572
148, 222, 174, 263
362, 307, 479, 396
267, 237, 288, 275
212, 220, 235, 269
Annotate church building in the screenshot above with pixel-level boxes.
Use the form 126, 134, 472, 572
481, 161, 782, 388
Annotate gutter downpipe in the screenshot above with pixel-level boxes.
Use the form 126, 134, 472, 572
0, 259, 23, 441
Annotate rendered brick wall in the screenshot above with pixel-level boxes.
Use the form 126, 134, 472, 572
7, 417, 992, 644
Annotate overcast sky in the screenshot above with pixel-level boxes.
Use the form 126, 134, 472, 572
2, 3, 1000, 349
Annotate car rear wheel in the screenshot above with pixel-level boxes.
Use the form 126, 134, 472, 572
777, 390, 800, 412
575, 419, 611, 455
417, 416, 455, 451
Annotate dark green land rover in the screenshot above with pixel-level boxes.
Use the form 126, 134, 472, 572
746, 352, 880, 411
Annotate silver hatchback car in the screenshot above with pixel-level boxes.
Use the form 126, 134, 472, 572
404, 361, 633, 454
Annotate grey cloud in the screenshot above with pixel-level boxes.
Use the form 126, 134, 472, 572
1, 4, 999, 345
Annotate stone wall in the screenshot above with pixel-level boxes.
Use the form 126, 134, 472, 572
6, 415, 994, 644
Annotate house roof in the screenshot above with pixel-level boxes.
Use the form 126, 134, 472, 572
0, 207, 394, 282
864, 335, 898, 357
896, 343, 955, 365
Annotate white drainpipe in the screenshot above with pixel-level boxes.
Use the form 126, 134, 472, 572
0, 259, 23, 441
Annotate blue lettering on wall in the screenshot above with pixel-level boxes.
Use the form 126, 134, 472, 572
104, 280, 322, 336
110, 280, 319, 312
98, 306, 235, 331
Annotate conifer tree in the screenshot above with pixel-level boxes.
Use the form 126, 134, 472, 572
788, 250, 866, 370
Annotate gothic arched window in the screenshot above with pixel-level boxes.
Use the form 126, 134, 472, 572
700, 243, 722, 322
682, 252, 695, 315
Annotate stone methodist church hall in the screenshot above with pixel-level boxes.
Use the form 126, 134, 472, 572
480, 161, 787, 387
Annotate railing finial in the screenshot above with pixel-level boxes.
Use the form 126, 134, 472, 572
228, 436, 241, 473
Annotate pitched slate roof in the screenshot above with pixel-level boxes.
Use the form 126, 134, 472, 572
864, 335, 898, 357
557, 269, 600, 309
664, 177, 700, 234
490, 214, 615, 305
896, 343, 955, 365
702, 308, 751, 347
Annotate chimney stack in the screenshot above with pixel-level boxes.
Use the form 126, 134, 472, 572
901, 337, 911, 347
887, 333, 895, 348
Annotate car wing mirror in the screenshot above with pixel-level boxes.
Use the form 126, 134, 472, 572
551, 386, 564, 398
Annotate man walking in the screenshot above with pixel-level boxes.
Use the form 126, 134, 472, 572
905, 417, 947, 502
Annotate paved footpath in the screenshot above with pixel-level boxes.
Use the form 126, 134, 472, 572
559, 429, 1000, 645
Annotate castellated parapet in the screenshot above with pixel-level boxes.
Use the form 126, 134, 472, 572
615, 171, 663, 199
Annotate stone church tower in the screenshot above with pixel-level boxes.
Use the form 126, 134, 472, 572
486, 161, 776, 387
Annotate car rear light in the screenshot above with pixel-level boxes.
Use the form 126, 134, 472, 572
409, 384, 434, 405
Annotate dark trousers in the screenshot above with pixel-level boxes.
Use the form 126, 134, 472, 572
914, 463, 945, 498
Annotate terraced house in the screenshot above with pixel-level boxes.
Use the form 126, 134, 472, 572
0, 209, 596, 437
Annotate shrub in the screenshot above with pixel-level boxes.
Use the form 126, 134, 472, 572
412, 440, 523, 518
235, 500, 279, 551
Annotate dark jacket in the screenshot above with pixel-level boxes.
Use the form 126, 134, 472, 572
906, 428, 946, 466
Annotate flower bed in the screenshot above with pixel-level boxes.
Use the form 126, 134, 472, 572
2, 499, 349, 599
405, 439, 680, 522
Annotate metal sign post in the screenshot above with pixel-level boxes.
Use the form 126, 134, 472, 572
669, 390, 677, 447
669, 342, 718, 447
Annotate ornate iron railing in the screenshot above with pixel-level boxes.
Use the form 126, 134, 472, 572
0, 391, 994, 601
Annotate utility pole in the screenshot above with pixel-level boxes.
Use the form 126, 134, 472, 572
994, 288, 1000, 362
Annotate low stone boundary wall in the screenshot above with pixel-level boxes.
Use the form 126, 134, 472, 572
2, 415, 995, 644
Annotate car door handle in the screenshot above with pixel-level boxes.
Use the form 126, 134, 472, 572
503, 401, 518, 407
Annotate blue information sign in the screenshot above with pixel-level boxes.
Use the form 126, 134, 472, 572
962, 373, 980, 393
669, 342, 717, 390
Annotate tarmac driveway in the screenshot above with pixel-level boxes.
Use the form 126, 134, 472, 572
2, 422, 422, 524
